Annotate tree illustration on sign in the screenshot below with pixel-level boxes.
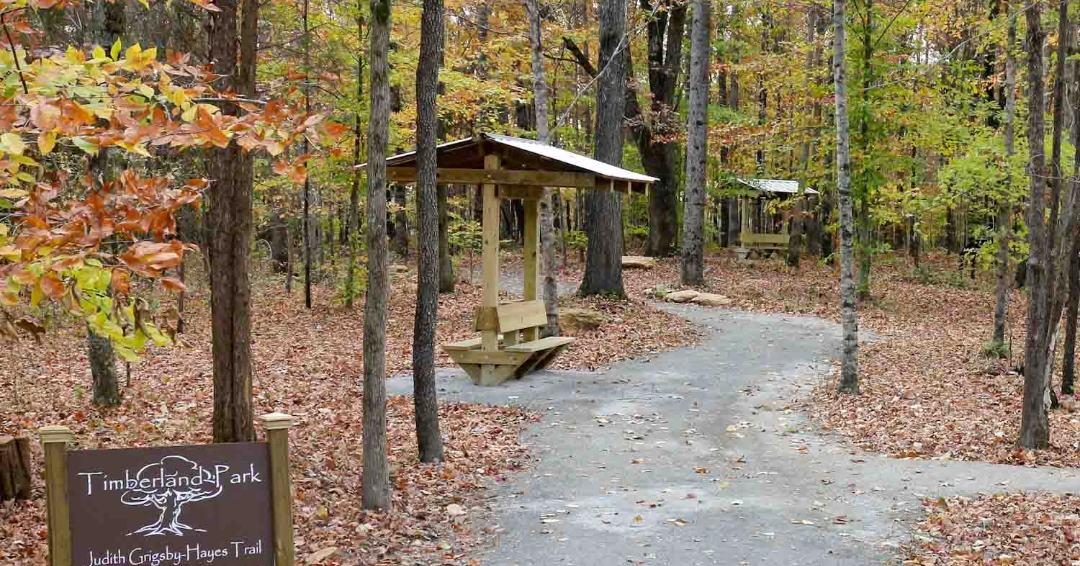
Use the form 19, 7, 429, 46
120, 456, 224, 536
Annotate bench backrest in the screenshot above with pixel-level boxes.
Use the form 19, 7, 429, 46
496, 300, 547, 333
741, 233, 789, 246
473, 299, 548, 334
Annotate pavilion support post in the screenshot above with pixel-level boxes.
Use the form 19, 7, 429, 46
481, 154, 501, 385
522, 199, 540, 342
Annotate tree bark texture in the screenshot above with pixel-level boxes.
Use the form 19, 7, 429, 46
0, 436, 31, 502
834, 0, 859, 395
87, 0, 125, 408
392, 184, 409, 259
641, 0, 686, 257
362, 0, 393, 510
302, 0, 313, 309
208, 0, 256, 444
89, 325, 121, 406
528, 0, 559, 336
580, 0, 626, 297
1063, 239, 1080, 394
438, 186, 454, 292
680, 0, 709, 286
412, 0, 444, 464
994, 10, 1018, 344
346, 51, 364, 308
1020, 0, 1051, 449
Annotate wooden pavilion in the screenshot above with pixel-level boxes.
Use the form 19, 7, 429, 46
380, 133, 657, 385
733, 178, 817, 259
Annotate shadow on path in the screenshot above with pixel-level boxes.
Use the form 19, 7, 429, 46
389, 305, 1079, 566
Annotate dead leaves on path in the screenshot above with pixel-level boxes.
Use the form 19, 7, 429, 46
904, 492, 1080, 565
608, 252, 1080, 468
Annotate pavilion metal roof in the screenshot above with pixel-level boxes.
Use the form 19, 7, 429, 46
382, 133, 658, 187
737, 178, 819, 195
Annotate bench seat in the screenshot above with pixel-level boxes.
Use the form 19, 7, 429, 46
505, 336, 575, 353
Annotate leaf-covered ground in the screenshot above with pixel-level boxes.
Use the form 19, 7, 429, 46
0, 258, 699, 566
903, 492, 1080, 565
604, 253, 1080, 468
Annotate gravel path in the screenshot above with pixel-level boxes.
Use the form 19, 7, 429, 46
389, 305, 1079, 566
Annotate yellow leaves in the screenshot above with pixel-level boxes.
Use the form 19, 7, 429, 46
37, 131, 56, 155
0, 188, 28, 198
1, 132, 25, 156
120, 43, 157, 72
90, 45, 109, 63
111, 38, 122, 61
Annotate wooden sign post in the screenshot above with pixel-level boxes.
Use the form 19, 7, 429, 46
39, 425, 75, 566
259, 412, 296, 566
39, 413, 296, 566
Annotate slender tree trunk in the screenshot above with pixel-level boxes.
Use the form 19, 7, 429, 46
302, 0, 313, 309
834, 0, 859, 395
362, 0, 392, 510
528, 0, 559, 336
88, 0, 125, 408
680, 0, 709, 286
642, 2, 686, 258
393, 184, 409, 259
579, 0, 626, 297
208, 0, 257, 443
855, 0, 874, 300
994, 8, 1018, 345
345, 42, 364, 309
1063, 240, 1080, 394
438, 186, 454, 292
412, 0, 444, 464
1020, 0, 1051, 449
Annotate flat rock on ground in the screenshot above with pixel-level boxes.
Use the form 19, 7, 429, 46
623, 256, 658, 269
665, 290, 699, 303
389, 306, 1079, 566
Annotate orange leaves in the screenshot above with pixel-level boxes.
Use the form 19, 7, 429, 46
320, 121, 350, 140
111, 268, 131, 295
39, 275, 63, 301
119, 240, 186, 277
273, 155, 310, 184
160, 277, 185, 292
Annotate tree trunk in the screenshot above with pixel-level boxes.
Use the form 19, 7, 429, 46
528, 0, 559, 336
393, 184, 409, 260
87, 0, 125, 408
805, 195, 822, 256
302, 0, 313, 309
208, 0, 256, 444
412, 0, 444, 464
726, 197, 739, 249
580, 0, 626, 297
1020, 0, 1051, 449
680, 0, 709, 286
346, 33, 364, 308
642, 1, 686, 258
834, 0, 859, 395
89, 325, 121, 406
994, 11, 1018, 345
1063, 239, 1079, 394
438, 185, 454, 292
362, 0, 392, 510
0, 436, 31, 502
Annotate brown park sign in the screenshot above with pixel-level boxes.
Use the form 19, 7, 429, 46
39, 415, 296, 566
67, 443, 274, 566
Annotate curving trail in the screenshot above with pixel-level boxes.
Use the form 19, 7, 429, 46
390, 304, 1079, 566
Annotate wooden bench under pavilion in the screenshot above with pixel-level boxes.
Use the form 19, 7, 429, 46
382, 133, 657, 385
734, 178, 817, 259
